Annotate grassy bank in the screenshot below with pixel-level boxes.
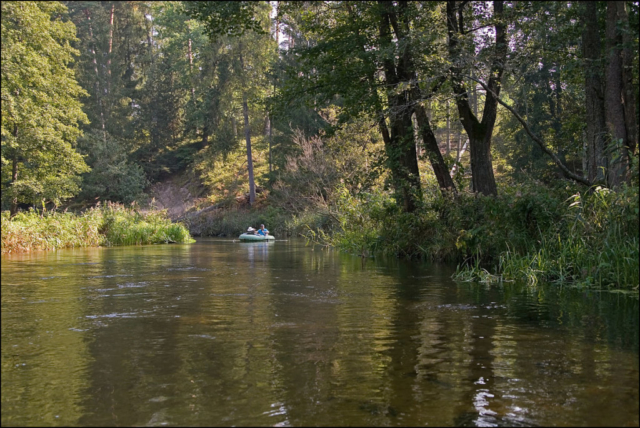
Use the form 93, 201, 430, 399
301, 182, 638, 290
1, 203, 194, 254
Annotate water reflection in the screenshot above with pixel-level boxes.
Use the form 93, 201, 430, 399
242, 241, 273, 267
1, 239, 638, 426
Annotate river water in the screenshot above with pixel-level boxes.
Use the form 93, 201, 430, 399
1, 238, 638, 427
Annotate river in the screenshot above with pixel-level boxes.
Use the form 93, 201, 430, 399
1, 238, 638, 426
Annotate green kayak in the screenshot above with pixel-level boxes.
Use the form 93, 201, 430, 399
238, 233, 275, 241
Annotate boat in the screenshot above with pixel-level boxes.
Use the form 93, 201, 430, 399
238, 233, 275, 241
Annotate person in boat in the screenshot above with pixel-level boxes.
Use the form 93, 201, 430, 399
246, 226, 257, 235
257, 224, 269, 236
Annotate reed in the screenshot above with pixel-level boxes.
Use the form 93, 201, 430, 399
1, 203, 194, 253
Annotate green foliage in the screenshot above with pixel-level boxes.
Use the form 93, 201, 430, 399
303, 180, 638, 289
1, 1, 90, 208
1, 203, 194, 253
496, 185, 639, 288
100, 203, 193, 246
183, 1, 266, 41
77, 130, 149, 204
269, 110, 386, 213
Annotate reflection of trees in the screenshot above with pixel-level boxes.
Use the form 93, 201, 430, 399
78, 245, 191, 426
78, 241, 286, 425
264, 246, 342, 424
264, 247, 406, 425
3, 241, 638, 426
450, 281, 639, 427
2, 249, 95, 426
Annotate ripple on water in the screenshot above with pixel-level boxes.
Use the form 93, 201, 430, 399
85, 312, 143, 319
87, 274, 133, 279
117, 282, 149, 288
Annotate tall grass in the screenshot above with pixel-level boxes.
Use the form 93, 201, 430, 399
1, 202, 194, 254
495, 185, 639, 288
301, 182, 638, 289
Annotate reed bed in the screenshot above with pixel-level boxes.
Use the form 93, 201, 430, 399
1, 203, 194, 254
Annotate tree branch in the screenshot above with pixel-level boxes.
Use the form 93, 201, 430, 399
465, 75, 593, 186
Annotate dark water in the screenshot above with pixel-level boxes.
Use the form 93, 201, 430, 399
1, 238, 638, 427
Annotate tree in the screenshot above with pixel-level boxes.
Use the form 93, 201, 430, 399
1, 1, 90, 214
582, 1, 608, 184
276, 1, 457, 212
446, 0, 508, 196
76, 130, 148, 203
604, 1, 637, 188
185, 1, 272, 206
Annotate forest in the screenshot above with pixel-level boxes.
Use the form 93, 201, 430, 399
1, 1, 638, 289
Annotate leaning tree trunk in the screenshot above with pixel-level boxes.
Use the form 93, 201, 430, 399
413, 100, 457, 193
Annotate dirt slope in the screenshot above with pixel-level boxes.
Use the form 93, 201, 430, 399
148, 174, 206, 220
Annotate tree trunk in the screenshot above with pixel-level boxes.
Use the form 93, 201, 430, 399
201, 125, 209, 149
269, 9, 279, 174
617, 1, 637, 156
414, 100, 457, 193
146, 14, 153, 65
446, 0, 504, 196
393, 109, 422, 213
266, 112, 272, 173
582, 129, 588, 178
243, 93, 256, 205
582, 1, 608, 183
188, 38, 196, 103
10, 157, 18, 217
238, 44, 256, 205
84, 8, 106, 135
605, 1, 628, 188
377, 1, 422, 211
107, 3, 114, 96
446, 100, 450, 156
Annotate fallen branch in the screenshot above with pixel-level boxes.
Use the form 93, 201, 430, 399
465, 75, 592, 186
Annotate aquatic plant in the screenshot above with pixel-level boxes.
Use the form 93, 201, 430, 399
1, 203, 194, 253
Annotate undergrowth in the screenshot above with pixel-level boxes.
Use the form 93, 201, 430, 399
301, 182, 638, 290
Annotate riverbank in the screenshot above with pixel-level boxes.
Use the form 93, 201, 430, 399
319, 182, 638, 289
188, 181, 638, 290
1, 202, 194, 254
